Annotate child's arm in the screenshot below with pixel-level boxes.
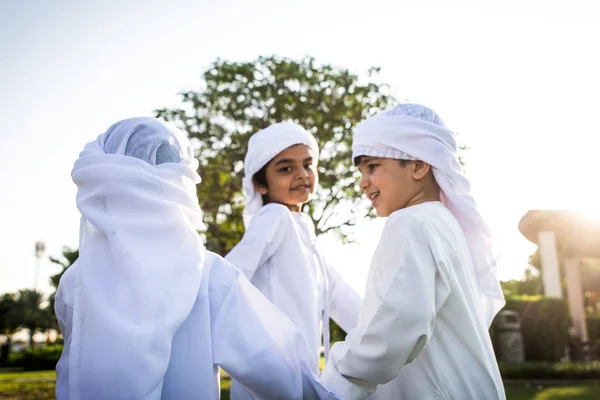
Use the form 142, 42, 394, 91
320, 215, 451, 400
225, 204, 291, 280
210, 259, 342, 400
325, 262, 363, 333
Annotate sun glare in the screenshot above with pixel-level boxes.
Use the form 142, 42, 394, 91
574, 202, 600, 221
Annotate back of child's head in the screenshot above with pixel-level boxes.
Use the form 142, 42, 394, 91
102, 117, 193, 166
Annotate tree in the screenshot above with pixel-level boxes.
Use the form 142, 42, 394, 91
0, 293, 21, 362
500, 250, 544, 297
17, 289, 45, 348
512, 248, 600, 300
48, 248, 79, 312
43, 247, 79, 336
155, 55, 395, 255
0, 289, 47, 357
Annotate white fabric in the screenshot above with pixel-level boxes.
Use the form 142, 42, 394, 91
352, 144, 416, 161
321, 202, 506, 400
226, 203, 362, 400
352, 104, 505, 327
55, 117, 339, 400
56, 252, 342, 399
64, 117, 205, 400
242, 122, 319, 227
102, 118, 188, 165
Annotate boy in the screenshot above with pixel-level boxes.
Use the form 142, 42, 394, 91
320, 104, 506, 399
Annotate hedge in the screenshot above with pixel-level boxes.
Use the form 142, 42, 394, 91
492, 295, 570, 362
2, 345, 62, 371
587, 315, 600, 344
500, 361, 600, 380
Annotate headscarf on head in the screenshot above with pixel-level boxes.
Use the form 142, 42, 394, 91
352, 104, 505, 327
102, 118, 186, 166
68, 117, 205, 398
242, 122, 319, 227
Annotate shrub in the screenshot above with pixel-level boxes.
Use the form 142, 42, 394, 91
493, 296, 569, 362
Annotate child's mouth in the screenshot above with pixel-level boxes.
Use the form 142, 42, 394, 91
292, 185, 310, 191
368, 191, 380, 206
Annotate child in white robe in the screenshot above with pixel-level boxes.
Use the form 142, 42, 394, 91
225, 122, 362, 400
54, 117, 340, 400
320, 104, 506, 400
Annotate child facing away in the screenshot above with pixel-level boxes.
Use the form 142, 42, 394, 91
54, 117, 342, 400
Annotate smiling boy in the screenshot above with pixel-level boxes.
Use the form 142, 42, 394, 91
320, 104, 506, 400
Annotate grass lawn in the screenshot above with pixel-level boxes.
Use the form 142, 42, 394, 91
0, 371, 55, 400
1, 370, 600, 399
0, 370, 56, 380
0, 370, 232, 399
220, 377, 231, 399
505, 383, 600, 399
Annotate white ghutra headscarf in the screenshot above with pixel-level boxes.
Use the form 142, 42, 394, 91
69, 117, 205, 398
353, 104, 505, 327
242, 122, 319, 227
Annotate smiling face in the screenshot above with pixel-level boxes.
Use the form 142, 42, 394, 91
253, 144, 317, 212
356, 156, 439, 217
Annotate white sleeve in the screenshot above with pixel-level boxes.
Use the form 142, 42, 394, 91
54, 284, 69, 338
326, 261, 362, 333
55, 269, 75, 400
225, 204, 290, 280
210, 261, 342, 400
320, 215, 451, 400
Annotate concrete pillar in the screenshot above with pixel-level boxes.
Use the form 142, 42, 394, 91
564, 258, 589, 342
538, 231, 563, 298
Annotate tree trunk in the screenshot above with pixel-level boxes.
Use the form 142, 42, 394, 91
1, 336, 11, 365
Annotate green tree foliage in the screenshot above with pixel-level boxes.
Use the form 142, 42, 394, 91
0, 293, 21, 360
155, 55, 395, 255
17, 289, 46, 348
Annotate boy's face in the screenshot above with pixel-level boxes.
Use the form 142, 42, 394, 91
255, 144, 318, 212
357, 157, 431, 217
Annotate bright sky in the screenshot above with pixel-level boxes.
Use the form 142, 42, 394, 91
1, 0, 599, 296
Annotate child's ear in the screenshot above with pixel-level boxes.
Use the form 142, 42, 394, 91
254, 181, 268, 195
412, 161, 432, 181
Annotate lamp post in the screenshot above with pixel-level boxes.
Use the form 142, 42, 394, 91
34, 241, 46, 291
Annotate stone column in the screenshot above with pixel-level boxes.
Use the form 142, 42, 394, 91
538, 231, 563, 298
564, 258, 589, 343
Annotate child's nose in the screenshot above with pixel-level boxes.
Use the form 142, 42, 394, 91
359, 175, 369, 191
298, 167, 309, 178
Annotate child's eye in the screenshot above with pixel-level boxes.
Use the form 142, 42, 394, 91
279, 166, 293, 173
304, 163, 313, 170
367, 163, 379, 172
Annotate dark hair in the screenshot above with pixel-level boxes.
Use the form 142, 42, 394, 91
252, 163, 270, 204
353, 156, 408, 167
